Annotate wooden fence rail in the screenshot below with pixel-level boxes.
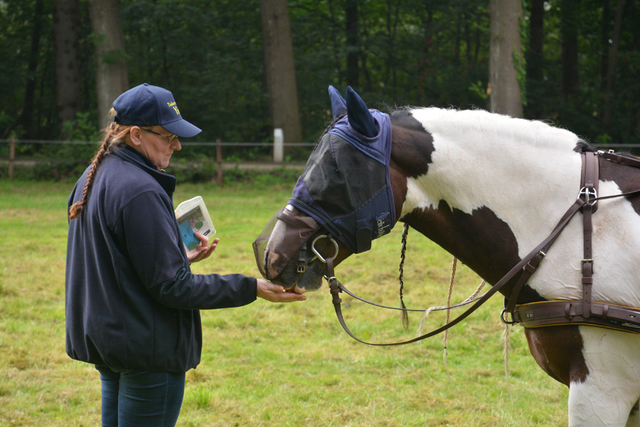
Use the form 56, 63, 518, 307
2, 137, 638, 182
0, 135, 314, 181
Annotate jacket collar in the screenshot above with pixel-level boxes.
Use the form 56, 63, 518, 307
113, 145, 177, 196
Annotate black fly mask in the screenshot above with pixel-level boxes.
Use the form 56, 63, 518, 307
254, 86, 397, 284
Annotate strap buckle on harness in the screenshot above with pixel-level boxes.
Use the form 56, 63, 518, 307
581, 258, 594, 268
500, 308, 517, 326
578, 186, 598, 206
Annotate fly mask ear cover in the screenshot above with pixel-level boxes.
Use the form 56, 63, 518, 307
288, 86, 396, 254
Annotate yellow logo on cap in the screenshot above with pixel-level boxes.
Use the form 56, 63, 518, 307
167, 101, 180, 115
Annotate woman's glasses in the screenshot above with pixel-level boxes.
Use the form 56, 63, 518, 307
141, 128, 179, 143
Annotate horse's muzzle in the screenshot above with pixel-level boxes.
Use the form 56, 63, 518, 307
252, 206, 321, 285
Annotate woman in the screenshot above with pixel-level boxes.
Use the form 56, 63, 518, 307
65, 83, 305, 427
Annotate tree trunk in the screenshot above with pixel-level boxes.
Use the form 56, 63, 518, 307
560, 0, 579, 97
20, 0, 45, 138
260, 0, 303, 146
53, 0, 82, 139
526, 0, 544, 118
603, 0, 626, 128
488, 0, 523, 118
345, 0, 359, 88
87, 0, 129, 131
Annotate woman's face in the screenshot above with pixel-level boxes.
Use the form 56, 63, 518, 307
130, 126, 181, 169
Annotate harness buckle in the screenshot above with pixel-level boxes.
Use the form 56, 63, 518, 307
581, 258, 594, 276
500, 309, 518, 325
578, 187, 598, 206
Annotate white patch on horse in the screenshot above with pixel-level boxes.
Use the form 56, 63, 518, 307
401, 107, 640, 309
568, 327, 640, 426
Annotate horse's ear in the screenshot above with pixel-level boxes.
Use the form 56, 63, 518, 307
328, 85, 347, 119
346, 86, 378, 138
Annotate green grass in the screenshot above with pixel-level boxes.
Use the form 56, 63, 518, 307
0, 179, 568, 426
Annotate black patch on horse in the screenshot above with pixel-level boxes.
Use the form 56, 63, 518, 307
390, 110, 435, 178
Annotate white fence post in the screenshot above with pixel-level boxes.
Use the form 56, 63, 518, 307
274, 128, 283, 163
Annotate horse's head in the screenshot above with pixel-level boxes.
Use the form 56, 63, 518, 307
253, 204, 351, 292
253, 86, 398, 292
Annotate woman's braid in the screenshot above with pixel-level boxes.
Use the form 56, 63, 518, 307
68, 118, 131, 220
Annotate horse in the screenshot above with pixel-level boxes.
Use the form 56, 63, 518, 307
253, 86, 640, 427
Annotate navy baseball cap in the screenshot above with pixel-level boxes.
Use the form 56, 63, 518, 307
113, 83, 202, 138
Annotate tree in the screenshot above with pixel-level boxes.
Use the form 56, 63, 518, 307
260, 0, 303, 146
1, 0, 639, 153
488, 0, 523, 117
53, 0, 82, 139
526, 0, 544, 118
87, 0, 128, 131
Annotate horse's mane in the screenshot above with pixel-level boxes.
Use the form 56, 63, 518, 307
310, 113, 347, 149
575, 140, 598, 153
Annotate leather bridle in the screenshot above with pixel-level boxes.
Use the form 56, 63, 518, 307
316, 150, 640, 346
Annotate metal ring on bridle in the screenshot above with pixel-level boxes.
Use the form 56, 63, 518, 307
500, 309, 517, 325
310, 235, 340, 264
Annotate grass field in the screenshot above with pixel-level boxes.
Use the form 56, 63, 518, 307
0, 179, 568, 426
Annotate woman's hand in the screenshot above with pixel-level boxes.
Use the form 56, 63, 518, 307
256, 279, 306, 302
187, 232, 218, 264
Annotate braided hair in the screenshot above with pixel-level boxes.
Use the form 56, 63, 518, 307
68, 109, 132, 220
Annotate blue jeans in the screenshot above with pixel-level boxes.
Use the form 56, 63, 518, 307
96, 365, 186, 427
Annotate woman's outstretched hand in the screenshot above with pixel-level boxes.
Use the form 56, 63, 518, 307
256, 279, 307, 302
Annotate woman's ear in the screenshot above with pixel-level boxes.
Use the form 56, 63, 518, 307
129, 126, 143, 146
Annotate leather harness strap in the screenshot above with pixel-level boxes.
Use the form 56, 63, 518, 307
512, 301, 640, 333
512, 151, 640, 333
581, 151, 599, 318
601, 150, 640, 168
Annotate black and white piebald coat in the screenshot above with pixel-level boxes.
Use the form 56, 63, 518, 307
263, 99, 640, 426
393, 107, 640, 427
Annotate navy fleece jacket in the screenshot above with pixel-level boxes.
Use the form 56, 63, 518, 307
65, 146, 257, 373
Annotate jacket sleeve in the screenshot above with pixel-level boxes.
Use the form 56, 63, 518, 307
117, 189, 257, 310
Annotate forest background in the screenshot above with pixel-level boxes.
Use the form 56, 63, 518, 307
1, 0, 639, 169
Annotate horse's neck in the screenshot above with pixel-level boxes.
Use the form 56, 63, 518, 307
395, 108, 583, 285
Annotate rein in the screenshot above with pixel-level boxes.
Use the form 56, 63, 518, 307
332, 277, 484, 313
321, 150, 640, 346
